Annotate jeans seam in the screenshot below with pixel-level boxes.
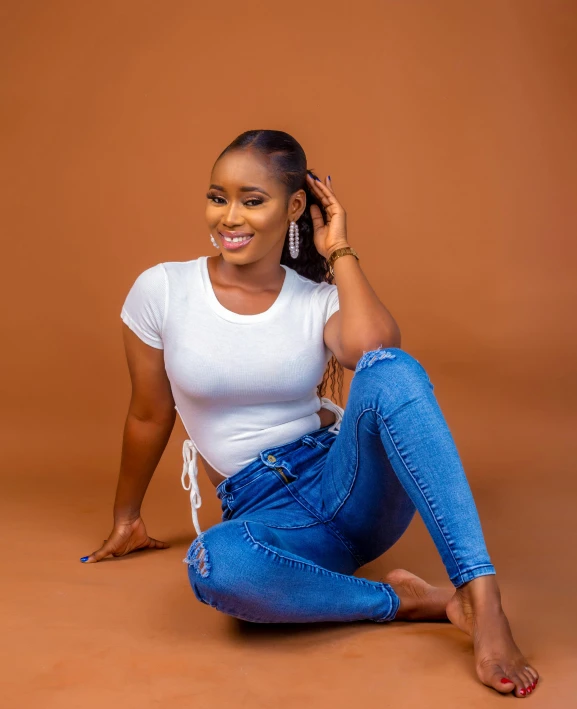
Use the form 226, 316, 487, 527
242, 522, 388, 590
323, 520, 366, 567
378, 407, 464, 584
452, 564, 496, 587
248, 519, 320, 530
327, 406, 380, 520
281, 478, 328, 525
330, 405, 464, 585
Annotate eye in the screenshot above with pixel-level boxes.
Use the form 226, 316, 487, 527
206, 192, 263, 207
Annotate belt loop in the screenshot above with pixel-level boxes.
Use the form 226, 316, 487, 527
301, 434, 318, 448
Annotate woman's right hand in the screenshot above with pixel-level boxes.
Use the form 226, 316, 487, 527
80, 516, 170, 563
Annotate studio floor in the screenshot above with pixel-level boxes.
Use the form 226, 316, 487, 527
3, 387, 576, 709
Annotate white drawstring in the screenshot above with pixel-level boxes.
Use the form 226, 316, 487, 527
319, 396, 344, 434
181, 439, 202, 536
179, 399, 343, 537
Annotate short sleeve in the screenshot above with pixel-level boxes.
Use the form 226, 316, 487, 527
317, 281, 340, 324
120, 263, 167, 349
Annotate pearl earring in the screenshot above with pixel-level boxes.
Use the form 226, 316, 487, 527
288, 221, 299, 259
210, 233, 220, 249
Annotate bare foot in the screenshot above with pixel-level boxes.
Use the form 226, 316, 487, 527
445, 574, 540, 697
383, 568, 454, 621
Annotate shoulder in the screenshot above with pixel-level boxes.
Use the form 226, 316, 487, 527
120, 262, 167, 303
129, 258, 201, 289
288, 267, 335, 296
287, 267, 339, 322
135, 261, 167, 282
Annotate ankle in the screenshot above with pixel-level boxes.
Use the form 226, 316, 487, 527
457, 575, 502, 608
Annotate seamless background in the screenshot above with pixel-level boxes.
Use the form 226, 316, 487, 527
1, 1, 576, 707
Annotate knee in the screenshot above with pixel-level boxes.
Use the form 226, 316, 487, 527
184, 522, 255, 612
185, 531, 212, 579
185, 531, 214, 606
352, 346, 434, 396
185, 526, 230, 601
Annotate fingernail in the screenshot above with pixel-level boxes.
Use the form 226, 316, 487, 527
501, 678, 513, 684
314, 176, 320, 181
80, 556, 89, 562
328, 175, 331, 180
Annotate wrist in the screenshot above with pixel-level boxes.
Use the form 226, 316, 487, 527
113, 508, 141, 526
325, 241, 350, 260
326, 243, 359, 277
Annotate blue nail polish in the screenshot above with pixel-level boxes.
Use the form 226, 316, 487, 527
80, 556, 89, 562
328, 175, 331, 180
314, 176, 320, 181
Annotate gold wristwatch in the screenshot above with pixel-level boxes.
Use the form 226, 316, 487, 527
327, 246, 359, 276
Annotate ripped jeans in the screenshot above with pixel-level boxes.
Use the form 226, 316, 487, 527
184, 347, 496, 623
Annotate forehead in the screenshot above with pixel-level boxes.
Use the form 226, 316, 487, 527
211, 151, 279, 190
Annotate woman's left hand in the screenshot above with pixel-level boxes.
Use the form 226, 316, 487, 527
306, 174, 349, 260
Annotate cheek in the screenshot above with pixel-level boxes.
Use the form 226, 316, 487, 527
250, 210, 286, 233
206, 206, 218, 224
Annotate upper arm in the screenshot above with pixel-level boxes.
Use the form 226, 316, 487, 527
120, 263, 174, 422
319, 282, 358, 371
122, 324, 175, 423
323, 311, 358, 371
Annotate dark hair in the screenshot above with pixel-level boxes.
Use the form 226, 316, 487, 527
215, 129, 344, 407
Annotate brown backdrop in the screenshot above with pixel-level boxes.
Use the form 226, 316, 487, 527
2, 1, 576, 707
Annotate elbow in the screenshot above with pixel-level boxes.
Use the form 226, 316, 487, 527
358, 327, 402, 356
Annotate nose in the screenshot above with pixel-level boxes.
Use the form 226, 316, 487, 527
222, 200, 242, 227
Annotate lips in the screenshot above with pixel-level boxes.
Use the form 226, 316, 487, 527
219, 231, 253, 238
218, 231, 254, 250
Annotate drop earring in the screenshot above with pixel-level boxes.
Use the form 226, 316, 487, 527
210, 233, 220, 249
288, 221, 299, 259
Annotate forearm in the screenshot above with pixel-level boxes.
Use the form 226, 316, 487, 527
328, 243, 402, 357
113, 412, 175, 523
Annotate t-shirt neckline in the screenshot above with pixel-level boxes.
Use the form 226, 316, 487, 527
199, 255, 295, 323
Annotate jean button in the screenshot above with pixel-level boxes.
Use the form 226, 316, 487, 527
267, 454, 277, 463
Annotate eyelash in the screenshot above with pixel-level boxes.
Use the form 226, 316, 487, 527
206, 193, 263, 207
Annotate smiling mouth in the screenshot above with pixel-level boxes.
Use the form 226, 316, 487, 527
218, 231, 254, 249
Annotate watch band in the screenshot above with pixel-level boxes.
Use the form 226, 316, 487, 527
327, 246, 359, 276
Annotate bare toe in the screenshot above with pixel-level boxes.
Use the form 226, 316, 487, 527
525, 665, 539, 684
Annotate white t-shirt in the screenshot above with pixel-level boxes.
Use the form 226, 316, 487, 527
120, 255, 343, 534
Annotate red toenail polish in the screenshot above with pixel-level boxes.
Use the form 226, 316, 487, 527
527, 687, 532, 693
501, 678, 512, 684
519, 688, 526, 695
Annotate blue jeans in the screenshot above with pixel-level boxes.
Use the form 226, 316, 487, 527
184, 346, 496, 623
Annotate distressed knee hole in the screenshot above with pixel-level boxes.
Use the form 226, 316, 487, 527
185, 533, 211, 578
355, 345, 396, 374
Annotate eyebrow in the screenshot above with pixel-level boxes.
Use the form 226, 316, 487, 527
209, 184, 271, 197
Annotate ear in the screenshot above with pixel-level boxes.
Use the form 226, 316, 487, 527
289, 188, 307, 221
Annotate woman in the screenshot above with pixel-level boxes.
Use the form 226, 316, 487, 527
82, 130, 539, 698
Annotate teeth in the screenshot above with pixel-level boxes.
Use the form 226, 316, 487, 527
224, 235, 252, 243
